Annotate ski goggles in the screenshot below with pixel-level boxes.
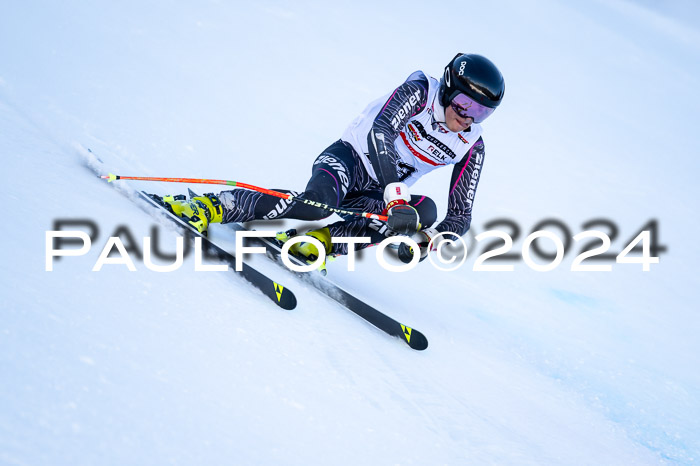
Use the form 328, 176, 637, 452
449, 93, 496, 124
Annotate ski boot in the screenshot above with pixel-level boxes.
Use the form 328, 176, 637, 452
154, 193, 223, 235
276, 227, 332, 275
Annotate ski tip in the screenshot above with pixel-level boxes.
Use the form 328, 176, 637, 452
400, 324, 429, 350
278, 296, 297, 310
408, 331, 429, 350
272, 282, 297, 310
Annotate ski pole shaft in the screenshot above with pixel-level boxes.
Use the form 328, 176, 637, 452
100, 173, 389, 222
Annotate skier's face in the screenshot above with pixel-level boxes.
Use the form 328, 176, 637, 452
445, 104, 473, 132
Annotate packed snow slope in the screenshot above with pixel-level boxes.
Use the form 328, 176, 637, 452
2, 0, 699, 464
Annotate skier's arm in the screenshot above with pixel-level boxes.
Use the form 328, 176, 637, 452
436, 138, 486, 236
367, 73, 429, 187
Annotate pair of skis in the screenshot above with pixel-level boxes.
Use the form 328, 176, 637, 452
138, 190, 428, 351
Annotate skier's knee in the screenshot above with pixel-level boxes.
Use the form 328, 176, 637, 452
412, 195, 437, 227
299, 190, 334, 221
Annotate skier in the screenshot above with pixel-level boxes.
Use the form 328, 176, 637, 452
162, 53, 505, 265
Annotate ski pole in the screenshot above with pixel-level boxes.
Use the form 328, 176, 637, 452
100, 173, 389, 221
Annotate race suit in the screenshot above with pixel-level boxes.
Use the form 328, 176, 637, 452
218, 71, 486, 255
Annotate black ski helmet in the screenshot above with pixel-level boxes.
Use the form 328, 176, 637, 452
440, 53, 505, 109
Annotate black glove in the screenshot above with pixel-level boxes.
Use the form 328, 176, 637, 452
387, 203, 420, 235
397, 228, 438, 264
383, 182, 420, 235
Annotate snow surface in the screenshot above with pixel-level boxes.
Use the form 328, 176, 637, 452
2, 0, 699, 464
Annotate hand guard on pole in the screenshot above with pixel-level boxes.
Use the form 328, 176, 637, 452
383, 182, 420, 235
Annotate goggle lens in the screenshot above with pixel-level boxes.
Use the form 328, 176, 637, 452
449, 93, 495, 124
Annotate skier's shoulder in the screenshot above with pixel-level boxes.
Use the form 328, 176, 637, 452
404, 70, 430, 85
448, 129, 485, 166
390, 70, 441, 115
463, 133, 486, 163
402, 70, 439, 93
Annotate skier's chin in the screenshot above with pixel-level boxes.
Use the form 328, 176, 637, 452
449, 121, 471, 132
445, 116, 472, 132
